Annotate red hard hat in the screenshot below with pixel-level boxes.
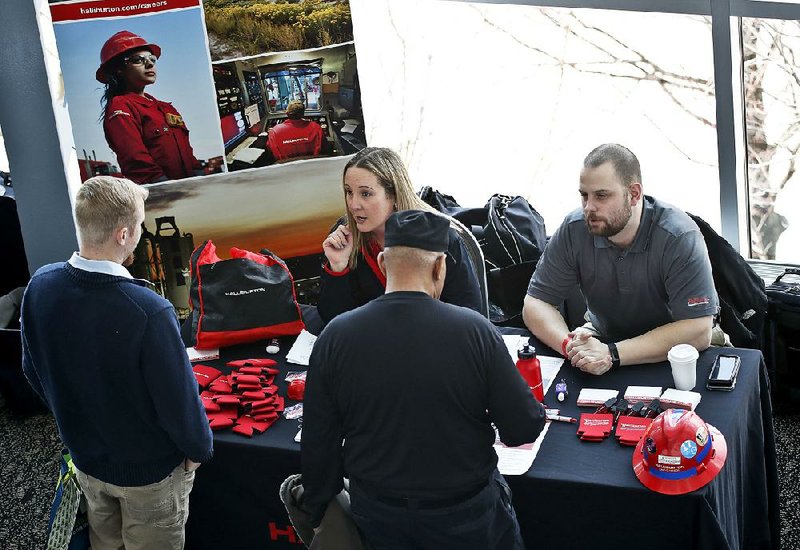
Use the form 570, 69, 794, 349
632, 409, 727, 495
96, 31, 161, 83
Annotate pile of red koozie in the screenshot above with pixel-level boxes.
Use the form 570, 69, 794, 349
577, 397, 658, 445
192, 359, 286, 437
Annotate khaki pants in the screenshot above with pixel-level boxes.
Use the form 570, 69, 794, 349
75, 463, 195, 550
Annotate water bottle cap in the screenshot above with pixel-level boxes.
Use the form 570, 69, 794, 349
517, 344, 536, 359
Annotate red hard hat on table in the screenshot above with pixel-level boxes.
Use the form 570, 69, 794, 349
632, 408, 727, 495
96, 31, 161, 83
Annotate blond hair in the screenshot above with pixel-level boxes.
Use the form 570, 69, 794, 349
341, 147, 437, 268
74, 176, 148, 247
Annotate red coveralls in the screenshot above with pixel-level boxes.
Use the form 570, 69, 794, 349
103, 92, 202, 184
267, 119, 324, 161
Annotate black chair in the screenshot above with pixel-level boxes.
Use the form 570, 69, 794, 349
450, 219, 490, 319
0, 329, 46, 415
0, 194, 30, 297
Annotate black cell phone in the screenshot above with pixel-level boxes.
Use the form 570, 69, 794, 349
707, 354, 741, 391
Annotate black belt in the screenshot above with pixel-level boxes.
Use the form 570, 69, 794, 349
364, 481, 488, 510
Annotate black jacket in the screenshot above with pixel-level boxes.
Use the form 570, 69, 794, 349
303, 292, 546, 526
317, 227, 482, 323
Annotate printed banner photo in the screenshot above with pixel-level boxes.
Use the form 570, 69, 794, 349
51, 0, 226, 184
133, 155, 350, 317
49, 0, 366, 317
214, 41, 364, 171
205, 0, 364, 170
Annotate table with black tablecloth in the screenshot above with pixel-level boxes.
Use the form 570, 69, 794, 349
185, 335, 779, 550
507, 340, 779, 550
185, 338, 309, 549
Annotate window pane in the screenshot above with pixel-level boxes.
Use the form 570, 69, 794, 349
743, 18, 800, 263
352, 0, 718, 232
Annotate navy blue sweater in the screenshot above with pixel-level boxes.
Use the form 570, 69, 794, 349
21, 262, 213, 486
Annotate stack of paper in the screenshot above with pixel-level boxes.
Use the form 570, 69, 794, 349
659, 388, 702, 410
186, 347, 219, 362
493, 424, 550, 475
285, 330, 317, 366
623, 386, 662, 404
576, 388, 619, 407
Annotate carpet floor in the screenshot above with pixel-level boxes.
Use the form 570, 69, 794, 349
1, 394, 798, 549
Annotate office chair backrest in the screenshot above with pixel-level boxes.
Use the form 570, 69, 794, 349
449, 218, 490, 318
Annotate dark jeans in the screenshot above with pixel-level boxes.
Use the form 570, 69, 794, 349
349, 469, 525, 550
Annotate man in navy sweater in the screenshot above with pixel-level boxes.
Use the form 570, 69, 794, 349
21, 176, 213, 550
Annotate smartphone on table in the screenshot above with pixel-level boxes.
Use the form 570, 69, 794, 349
706, 354, 741, 391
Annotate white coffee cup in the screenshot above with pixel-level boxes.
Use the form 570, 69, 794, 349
667, 344, 699, 391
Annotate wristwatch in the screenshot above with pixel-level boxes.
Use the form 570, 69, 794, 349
608, 342, 621, 369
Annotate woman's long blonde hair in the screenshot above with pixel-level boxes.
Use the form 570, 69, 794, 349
342, 147, 437, 268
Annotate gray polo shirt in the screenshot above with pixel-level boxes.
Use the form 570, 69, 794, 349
527, 196, 718, 343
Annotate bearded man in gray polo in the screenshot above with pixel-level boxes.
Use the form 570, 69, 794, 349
523, 143, 719, 375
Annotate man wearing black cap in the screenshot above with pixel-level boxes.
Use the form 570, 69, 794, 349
267, 100, 324, 162
302, 210, 545, 549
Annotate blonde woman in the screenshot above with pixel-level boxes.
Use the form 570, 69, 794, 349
318, 147, 481, 323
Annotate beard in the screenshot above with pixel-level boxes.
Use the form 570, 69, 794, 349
585, 196, 632, 238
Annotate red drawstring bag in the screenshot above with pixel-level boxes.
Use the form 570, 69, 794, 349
188, 240, 304, 349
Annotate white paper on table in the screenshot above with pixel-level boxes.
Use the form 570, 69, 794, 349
285, 329, 317, 366
494, 423, 551, 475
539, 356, 564, 396
341, 123, 357, 133
660, 388, 702, 410
501, 335, 564, 395
186, 347, 219, 362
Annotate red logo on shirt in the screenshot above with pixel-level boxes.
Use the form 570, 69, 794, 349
687, 297, 710, 307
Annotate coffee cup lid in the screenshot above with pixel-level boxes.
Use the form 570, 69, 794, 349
668, 344, 699, 362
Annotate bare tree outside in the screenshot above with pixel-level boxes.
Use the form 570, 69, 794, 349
742, 18, 797, 261
529, 10, 796, 261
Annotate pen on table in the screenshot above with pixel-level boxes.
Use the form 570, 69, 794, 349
546, 413, 577, 424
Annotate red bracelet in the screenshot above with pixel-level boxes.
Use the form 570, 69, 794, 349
561, 336, 571, 358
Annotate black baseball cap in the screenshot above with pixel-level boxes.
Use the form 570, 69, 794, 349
384, 210, 449, 252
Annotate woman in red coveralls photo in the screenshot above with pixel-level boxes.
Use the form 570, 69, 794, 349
96, 31, 203, 184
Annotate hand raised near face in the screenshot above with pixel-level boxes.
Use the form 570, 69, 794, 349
322, 224, 353, 273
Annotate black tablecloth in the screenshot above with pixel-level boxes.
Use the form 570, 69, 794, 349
185, 334, 779, 550
507, 337, 779, 550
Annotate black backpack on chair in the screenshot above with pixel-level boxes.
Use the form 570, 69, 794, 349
417, 189, 548, 326
687, 213, 767, 350
468, 195, 547, 325
418, 186, 461, 213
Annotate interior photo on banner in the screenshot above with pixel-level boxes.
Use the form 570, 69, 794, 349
49, 0, 365, 316
215, 41, 363, 171
49, 0, 225, 184
203, 0, 364, 170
